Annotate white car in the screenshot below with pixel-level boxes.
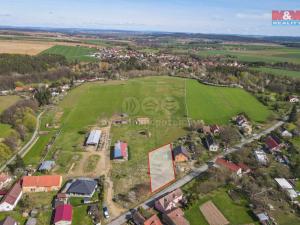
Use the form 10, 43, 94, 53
103, 205, 110, 219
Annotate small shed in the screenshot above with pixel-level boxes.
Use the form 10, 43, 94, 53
86, 130, 102, 146
38, 161, 55, 172
25, 218, 37, 225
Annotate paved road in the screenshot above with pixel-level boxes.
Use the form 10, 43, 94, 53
0, 110, 44, 172
108, 120, 284, 225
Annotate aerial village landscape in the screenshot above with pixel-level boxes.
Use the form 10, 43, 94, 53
1, 1, 300, 225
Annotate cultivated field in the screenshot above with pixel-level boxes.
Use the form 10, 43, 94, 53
254, 67, 300, 78
187, 79, 271, 124
42, 45, 97, 62
0, 40, 56, 55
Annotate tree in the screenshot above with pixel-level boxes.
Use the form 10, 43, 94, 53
220, 126, 240, 148
289, 105, 298, 123
34, 87, 51, 106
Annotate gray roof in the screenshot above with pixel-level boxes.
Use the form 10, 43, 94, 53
172, 146, 189, 158
67, 179, 97, 195
38, 161, 55, 171
0, 216, 17, 225
86, 130, 101, 145
25, 218, 37, 225
257, 213, 269, 222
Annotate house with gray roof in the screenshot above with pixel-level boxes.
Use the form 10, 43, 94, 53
0, 216, 17, 225
66, 179, 97, 198
38, 161, 55, 172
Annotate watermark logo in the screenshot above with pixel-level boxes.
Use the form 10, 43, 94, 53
272, 10, 300, 26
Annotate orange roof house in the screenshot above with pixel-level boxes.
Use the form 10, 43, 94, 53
163, 208, 190, 225
144, 214, 163, 225
21, 175, 62, 193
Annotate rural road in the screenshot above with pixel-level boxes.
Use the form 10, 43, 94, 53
108, 120, 284, 225
0, 110, 44, 172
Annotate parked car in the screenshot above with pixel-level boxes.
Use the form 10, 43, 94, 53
103, 205, 110, 219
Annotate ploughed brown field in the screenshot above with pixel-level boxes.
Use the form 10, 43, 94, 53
200, 201, 230, 225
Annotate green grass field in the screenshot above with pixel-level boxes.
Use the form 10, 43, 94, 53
38, 76, 270, 195
42, 45, 97, 62
187, 79, 271, 124
194, 46, 300, 64
185, 188, 258, 225
253, 67, 300, 78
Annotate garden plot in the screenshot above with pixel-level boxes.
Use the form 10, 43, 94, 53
148, 144, 175, 192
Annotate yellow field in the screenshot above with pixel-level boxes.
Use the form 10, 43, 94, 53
0, 40, 99, 55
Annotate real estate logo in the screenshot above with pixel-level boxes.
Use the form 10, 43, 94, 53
272, 10, 300, 25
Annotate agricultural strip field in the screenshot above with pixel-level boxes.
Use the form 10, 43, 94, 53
184, 188, 259, 225
194, 46, 300, 64
0, 95, 20, 139
42, 45, 97, 62
28, 76, 270, 199
186, 79, 271, 124
253, 67, 300, 78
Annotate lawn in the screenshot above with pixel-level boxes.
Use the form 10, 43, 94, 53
184, 188, 258, 225
186, 79, 271, 124
41, 45, 97, 62
253, 67, 300, 78
83, 155, 100, 173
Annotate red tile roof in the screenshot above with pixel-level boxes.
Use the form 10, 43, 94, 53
166, 208, 189, 225
54, 204, 72, 223
1, 181, 22, 205
22, 175, 62, 188
144, 214, 163, 225
266, 136, 279, 150
121, 142, 128, 158
215, 158, 241, 172
237, 163, 250, 172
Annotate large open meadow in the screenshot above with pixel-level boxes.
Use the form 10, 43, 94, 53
253, 67, 300, 78
37, 76, 271, 196
42, 45, 97, 62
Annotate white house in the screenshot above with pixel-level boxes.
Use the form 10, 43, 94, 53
275, 178, 298, 200
288, 96, 299, 103
254, 149, 268, 165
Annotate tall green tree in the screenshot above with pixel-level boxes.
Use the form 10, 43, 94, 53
289, 105, 298, 123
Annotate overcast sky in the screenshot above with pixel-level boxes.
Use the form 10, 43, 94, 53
1, 0, 300, 36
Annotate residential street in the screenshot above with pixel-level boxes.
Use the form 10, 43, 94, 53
108, 120, 284, 225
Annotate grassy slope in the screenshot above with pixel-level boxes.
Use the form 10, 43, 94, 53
186, 79, 271, 124
185, 189, 258, 225
0, 95, 20, 138
42, 45, 97, 62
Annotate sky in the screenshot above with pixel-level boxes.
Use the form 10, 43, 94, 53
0, 0, 300, 36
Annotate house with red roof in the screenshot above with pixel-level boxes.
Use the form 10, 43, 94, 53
54, 204, 72, 225
215, 158, 250, 177
113, 141, 128, 160
22, 175, 62, 193
265, 135, 283, 152
162, 208, 190, 225
0, 182, 22, 212
144, 214, 163, 225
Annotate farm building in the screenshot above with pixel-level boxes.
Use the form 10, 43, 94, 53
204, 135, 219, 152
162, 208, 190, 225
210, 125, 220, 135
66, 178, 97, 198
0, 216, 17, 225
200, 201, 229, 225
86, 130, 102, 146
53, 204, 73, 225
155, 189, 183, 213
21, 175, 62, 193
172, 146, 190, 162
275, 178, 298, 200
0, 173, 12, 189
113, 141, 128, 160
0, 181, 22, 212
38, 160, 55, 172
